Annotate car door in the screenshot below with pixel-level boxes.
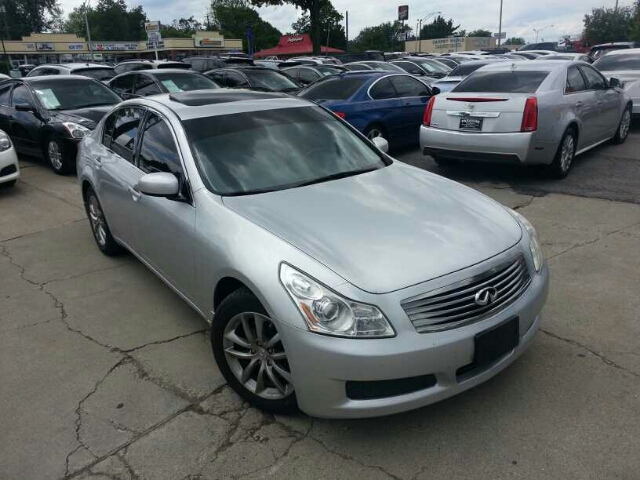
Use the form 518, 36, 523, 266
0, 82, 13, 135
388, 75, 432, 146
366, 76, 403, 142
95, 106, 145, 248
580, 65, 620, 140
133, 73, 162, 97
110, 74, 136, 99
564, 66, 597, 149
131, 111, 195, 296
9, 83, 43, 156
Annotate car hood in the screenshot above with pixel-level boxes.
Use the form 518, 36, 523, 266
223, 163, 522, 294
49, 105, 114, 129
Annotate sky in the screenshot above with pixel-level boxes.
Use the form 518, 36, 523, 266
57, 0, 636, 44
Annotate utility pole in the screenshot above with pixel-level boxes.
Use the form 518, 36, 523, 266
83, 0, 94, 62
345, 11, 348, 52
312, 0, 320, 55
417, 19, 422, 52
497, 0, 503, 47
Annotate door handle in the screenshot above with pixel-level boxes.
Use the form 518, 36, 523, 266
128, 186, 141, 201
575, 101, 583, 107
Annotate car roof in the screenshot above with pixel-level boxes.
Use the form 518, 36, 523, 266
19, 75, 101, 84
125, 69, 200, 75
119, 60, 184, 65
36, 63, 110, 69
477, 60, 575, 72
601, 48, 640, 56
129, 90, 313, 121
592, 42, 638, 48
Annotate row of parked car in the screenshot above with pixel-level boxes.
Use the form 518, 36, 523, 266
0, 47, 638, 187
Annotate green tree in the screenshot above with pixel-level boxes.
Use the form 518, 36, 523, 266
249, 0, 321, 54
210, 0, 282, 52
629, 1, 640, 41
0, 0, 62, 39
64, 0, 147, 41
504, 37, 525, 45
160, 17, 203, 38
349, 21, 411, 53
467, 29, 492, 37
290, 0, 345, 50
583, 6, 633, 44
420, 15, 460, 40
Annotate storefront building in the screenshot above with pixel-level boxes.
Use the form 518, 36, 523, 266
404, 36, 497, 54
2, 32, 243, 65
254, 34, 344, 58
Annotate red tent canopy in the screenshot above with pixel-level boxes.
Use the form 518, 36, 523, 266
254, 34, 344, 58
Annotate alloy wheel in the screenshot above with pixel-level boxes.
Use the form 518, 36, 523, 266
560, 135, 575, 172
223, 312, 293, 400
367, 128, 383, 140
620, 109, 631, 140
48, 141, 63, 170
88, 195, 107, 247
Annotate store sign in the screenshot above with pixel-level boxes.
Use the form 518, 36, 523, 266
398, 5, 409, 21
25, 43, 36, 51
91, 43, 139, 51
68, 43, 85, 50
433, 37, 464, 46
145, 21, 161, 33
287, 36, 304, 43
195, 37, 223, 47
36, 43, 55, 51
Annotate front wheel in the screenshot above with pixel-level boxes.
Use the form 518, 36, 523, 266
547, 129, 576, 179
212, 287, 297, 414
45, 137, 73, 175
84, 188, 123, 256
364, 124, 386, 142
612, 105, 632, 144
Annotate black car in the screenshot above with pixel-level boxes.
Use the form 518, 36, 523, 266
280, 65, 347, 86
0, 76, 122, 174
204, 66, 301, 93
518, 42, 558, 52
113, 60, 191, 76
183, 56, 254, 72
108, 69, 219, 99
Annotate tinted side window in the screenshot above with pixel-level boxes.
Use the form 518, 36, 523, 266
112, 107, 144, 163
225, 72, 249, 88
0, 84, 12, 105
580, 66, 606, 90
393, 62, 422, 75
134, 74, 161, 96
102, 111, 117, 148
208, 71, 225, 85
566, 67, 587, 93
283, 68, 299, 79
11, 85, 34, 106
132, 64, 153, 72
390, 75, 429, 97
111, 75, 135, 97
369, 77, 397, 99
298, 69, 319, 84
138, 113, 182, 175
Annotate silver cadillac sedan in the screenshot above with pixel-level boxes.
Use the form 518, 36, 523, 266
77, 90, 549, 418
421, 61, 632, 178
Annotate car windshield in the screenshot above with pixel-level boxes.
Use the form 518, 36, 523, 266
594, 54, 640, 71
454, 71, 549, 93
31, 79, 121, 110
413, 59, 451, 74
74, 68, 115, 81
244, 70, 299, 91
363, 62, 403, 72
184, 106, 388, 196
449, 63, 489, 77
432, 80, 460, 92
299, 77, 367, 102
153, 72, 219, 92
315, 65, 343, 76
537, 56, 572, 60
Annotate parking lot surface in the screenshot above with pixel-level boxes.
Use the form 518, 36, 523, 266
2, 132, 640, 479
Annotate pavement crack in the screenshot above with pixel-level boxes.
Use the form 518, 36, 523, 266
512, 195, 535, 211
0, 218, 86, 244
122, 329, 208, 353
540, 328, 640, 379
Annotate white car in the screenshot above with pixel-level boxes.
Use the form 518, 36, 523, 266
0, 130, 19, 188
593, 48, 640, 116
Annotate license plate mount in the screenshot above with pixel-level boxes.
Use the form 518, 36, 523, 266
459, 116, 483, 131
473, 317, 519, 368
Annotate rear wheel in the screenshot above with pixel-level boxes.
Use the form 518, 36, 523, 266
212, 287, 297, 414
0, 179, 16, 189
548, 128, 576, 179
612, 105, 632, 144
364, 124, 386, 142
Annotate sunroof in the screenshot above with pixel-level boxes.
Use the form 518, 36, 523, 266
168, 90, 286, 106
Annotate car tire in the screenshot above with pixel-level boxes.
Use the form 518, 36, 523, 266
212, 287, 298, 414
432, 156, 459, 167
612, 105, 632, 144
364, 124, 387, 142
84, 187, 123, 256
44, 136, 72, 175
548, 128, 577, 179
0, 179, 16, 188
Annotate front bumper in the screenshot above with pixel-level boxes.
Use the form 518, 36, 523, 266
0, 146, 20, 184
420, 126, 555, 165
280, 262, 549, 419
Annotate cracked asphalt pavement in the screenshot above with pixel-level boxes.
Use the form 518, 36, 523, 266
2, 129, 640, 479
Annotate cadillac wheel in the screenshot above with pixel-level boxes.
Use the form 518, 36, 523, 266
212, 287, 297, 413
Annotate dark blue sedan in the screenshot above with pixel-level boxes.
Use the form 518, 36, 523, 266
298, 72, 435, 149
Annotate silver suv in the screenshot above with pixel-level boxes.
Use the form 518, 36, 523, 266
27, 63, 115, 81
78, 90, 549, 418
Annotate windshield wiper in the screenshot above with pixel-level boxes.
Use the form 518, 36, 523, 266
292, 167, 380, 189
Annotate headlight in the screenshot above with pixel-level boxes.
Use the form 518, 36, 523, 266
0, 131, 11, 152
62, 122, 91, 139
279, 264, 395, 338
510, 209, 543, 272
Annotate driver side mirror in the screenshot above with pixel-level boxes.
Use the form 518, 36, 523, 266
430, 86, 441, 95
14, 102, 36, 113
137, 172, 180, 198
372, 136, 389, 154
608, 77, 621, 88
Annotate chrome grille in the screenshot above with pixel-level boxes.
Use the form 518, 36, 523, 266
402, 255, 531, 333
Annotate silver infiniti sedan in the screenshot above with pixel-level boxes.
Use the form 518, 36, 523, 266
421, 61, 632, 178
78, 90, 549, 418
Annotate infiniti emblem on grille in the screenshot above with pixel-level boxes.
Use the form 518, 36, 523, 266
474, 287, 498, 306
